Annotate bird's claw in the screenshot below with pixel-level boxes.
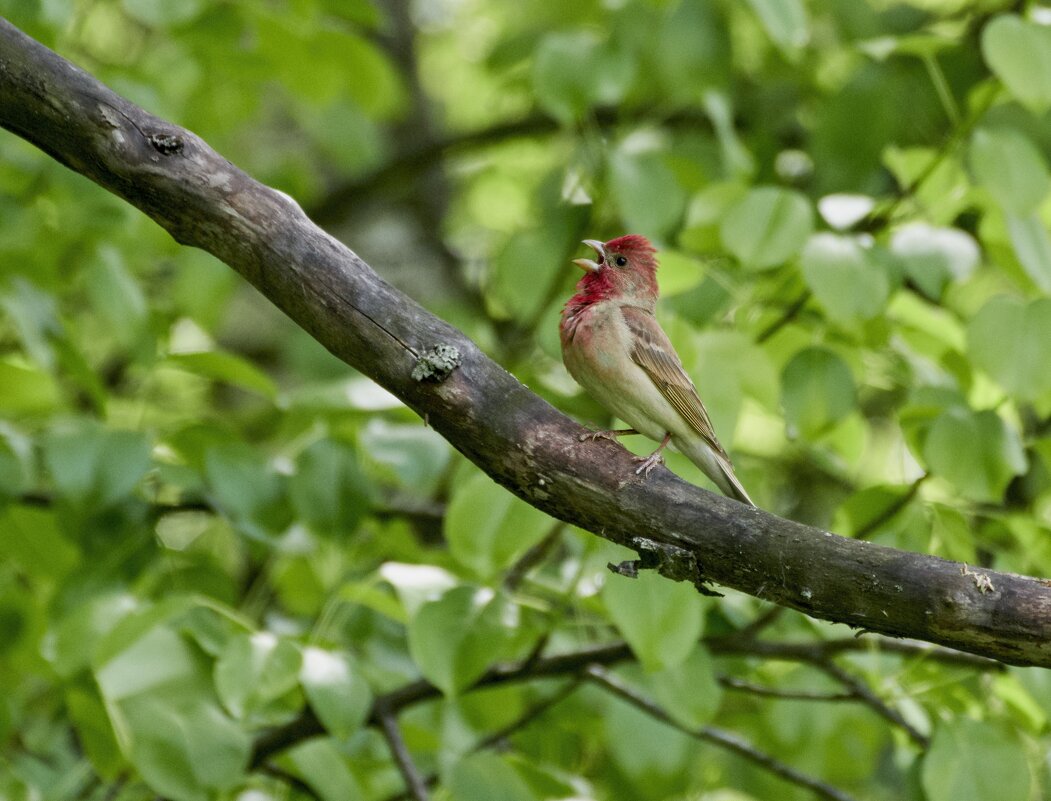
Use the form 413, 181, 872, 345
633, 453, 665, 476
579, 429, 620, 443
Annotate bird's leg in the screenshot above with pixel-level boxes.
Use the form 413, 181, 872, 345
633, 432, 672, 476
578, 427, 638, 443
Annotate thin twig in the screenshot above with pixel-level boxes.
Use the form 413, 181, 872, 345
853, 474, 929, 540
707, 635, 1005, 671
858, 76, 998, 232
251, 633, 1000, 767
376, 703, 430, 801
19, 488, 444, 525
586, 665, 860, 801
17, 490, 211, 514
718, 676, 857, 702
813, 660, 929, 749
258, 764, 323, 800
381, 679, 583, 801
756, 290, 811, 343
504, 524, 565, 591
735, 606, 786, 639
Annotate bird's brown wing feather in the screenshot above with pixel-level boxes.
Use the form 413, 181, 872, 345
620, 305, 730, 461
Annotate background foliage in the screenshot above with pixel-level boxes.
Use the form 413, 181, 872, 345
1, 0, 1051, 799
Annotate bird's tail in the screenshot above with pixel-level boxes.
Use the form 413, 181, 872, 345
715, 461, 754, 506
679, 438, 755, 506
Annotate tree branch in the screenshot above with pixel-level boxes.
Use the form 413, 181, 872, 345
380, 679, 583, 801
3, 19, 1051, 667
717, 676, 857, 702
585, 665, 860, 801
376, 702, 430, 801
811, 660, 929, 749
250, 632, 997, 768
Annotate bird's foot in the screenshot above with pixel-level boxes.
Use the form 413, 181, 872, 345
578, 427, 637, 443
632, 432, 673, 477
633, 452, 665, 476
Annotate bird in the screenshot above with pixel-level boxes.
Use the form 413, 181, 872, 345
559, 235, 754, 506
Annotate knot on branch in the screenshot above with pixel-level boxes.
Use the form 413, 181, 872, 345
148, 132, 184, 155
412, 344, 461, 383
608, 536, 724, 597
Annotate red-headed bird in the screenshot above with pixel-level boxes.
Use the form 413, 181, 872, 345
559, 235, 754, 505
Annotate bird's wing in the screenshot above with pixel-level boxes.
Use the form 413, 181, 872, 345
620, 305, 730, 461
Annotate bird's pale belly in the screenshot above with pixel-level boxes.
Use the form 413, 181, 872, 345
564, 315, 686, 443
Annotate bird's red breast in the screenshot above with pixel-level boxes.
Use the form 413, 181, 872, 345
560, 235, 659, 345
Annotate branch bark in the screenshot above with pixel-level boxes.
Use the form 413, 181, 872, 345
3, 19, 1051, 667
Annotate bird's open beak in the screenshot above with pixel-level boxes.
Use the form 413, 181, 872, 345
572, 239, 605, 272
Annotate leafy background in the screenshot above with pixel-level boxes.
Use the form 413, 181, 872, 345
1, 1, 1051, 800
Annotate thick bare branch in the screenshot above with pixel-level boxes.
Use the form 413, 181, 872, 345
3, 19, 1051, 668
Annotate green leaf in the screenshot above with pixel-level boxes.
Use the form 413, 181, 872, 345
533, 32, 634, 123
338, 33, 406, 118
800, 233, 891, 321
85, 246, 149, 351
923, 408, 1027, 502
299, 647, 372, 739
817, 193, 875, 230
285, 738, 365, 801
448, 752, 538, 801
648, 645, 722, 728
407, 586, 517, 695
834, 484, 921, 539
488, 228, 564, 323
122, 0, 203, 26
95, 621, 200, 702
982, 14, 1051, 113
378, 562, 458, 618
929, 504, 977, 563
359, 420, 451, 495
655, 250, 706, 297
890, 223, 980, 299
720, 186, 813, 270
1005, 214, 1051, 293
604, 681, 691, 779
118, 694, 250, 801
781, 347, 856, 438
967, 296, 1051, 402
744, 0, 809, 56
204, 443, 283, 530
609, 138, 688, 239
655, 2, 730, 101
602, 571, 705, 672
44, 593, 138, 678
42, 422, 152, 511
0, 359, 60, 415
922, 718, 1030, 801
687, 330, 778, 453
969, 127, 1050, 215
0, 423, 33, 500
445, 471, 552, 579
167, 350, 277, 400
66, 686, 123, 779
289, 439, 371, 539
214, 631, 302, 718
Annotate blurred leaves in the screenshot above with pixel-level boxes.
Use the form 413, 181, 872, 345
2, 1, 1051, 799
602, 572, 706, 672
981, 14, 1051, 113
721, 187, 813, 270
781, 347, 856, 439
922, 718, 1030, 801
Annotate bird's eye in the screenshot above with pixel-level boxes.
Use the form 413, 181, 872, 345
614, 256, 628, 267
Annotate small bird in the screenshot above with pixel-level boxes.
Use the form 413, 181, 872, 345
559, 235, 754, 505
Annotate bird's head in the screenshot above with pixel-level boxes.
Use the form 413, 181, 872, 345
569, 235, 659, 307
